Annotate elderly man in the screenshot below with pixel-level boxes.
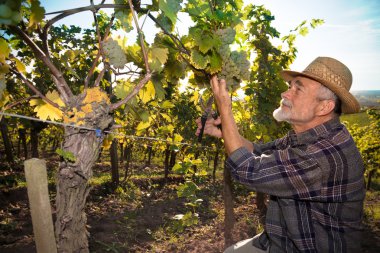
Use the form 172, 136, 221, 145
196, 57, 365, 252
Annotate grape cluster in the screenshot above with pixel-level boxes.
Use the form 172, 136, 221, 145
0, 0, 22, 26
101, 38, 128, 69
215, 28, 250, 89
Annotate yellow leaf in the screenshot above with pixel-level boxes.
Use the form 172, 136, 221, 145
136, 121, 150, 131
190, 90, 200, 104
29, 90, 64, 121
0, 90, 10, 108
47, 90, 65, 107
14, 58, 26, 73
102, 135, 113, 150
150, 101, 158, 107
161, 100, 175, 109
0, 38, 10, 62
160, 113, 172, 122
173, 134, 183, 143
138, 81, 155, 104
166, 124, 174, 133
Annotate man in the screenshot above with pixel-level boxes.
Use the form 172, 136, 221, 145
196, 57, 365, 252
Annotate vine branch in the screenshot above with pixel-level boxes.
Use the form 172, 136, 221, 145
9, 68, 60, 108
9, 26, 72, 104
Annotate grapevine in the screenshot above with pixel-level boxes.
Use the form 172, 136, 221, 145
101, 37, 128, 69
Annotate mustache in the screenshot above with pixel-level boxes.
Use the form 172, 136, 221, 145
280, 99, 292, 107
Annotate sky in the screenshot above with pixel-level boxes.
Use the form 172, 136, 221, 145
41, 0, 380, 91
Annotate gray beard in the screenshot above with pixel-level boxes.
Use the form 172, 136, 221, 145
273, 107, 291, 123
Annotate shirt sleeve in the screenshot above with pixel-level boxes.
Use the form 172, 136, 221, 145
225, 146, 323, 200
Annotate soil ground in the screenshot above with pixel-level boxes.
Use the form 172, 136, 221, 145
1, 162, 379, 253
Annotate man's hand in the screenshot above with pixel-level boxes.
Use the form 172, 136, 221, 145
210, 76, 231, 111
209, 75, 243, 155
195, 116, 222, 139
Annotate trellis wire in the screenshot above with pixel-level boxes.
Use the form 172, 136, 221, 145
0, 112, 215, 150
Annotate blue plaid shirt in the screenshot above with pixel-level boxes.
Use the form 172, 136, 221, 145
226, 118, 365, 253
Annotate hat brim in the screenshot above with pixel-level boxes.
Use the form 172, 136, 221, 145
280, 70, 360, 114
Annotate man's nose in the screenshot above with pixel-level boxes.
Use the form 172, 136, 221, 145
281, 89, 292, 100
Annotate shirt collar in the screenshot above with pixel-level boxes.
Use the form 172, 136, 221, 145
287, 117, 342, 147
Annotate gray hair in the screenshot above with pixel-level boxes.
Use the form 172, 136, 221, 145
317, 85, 342, 115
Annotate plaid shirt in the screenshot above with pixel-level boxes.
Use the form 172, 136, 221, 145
226, 118, 365, 253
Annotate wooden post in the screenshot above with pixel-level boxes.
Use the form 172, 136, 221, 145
24, 158, 57, 253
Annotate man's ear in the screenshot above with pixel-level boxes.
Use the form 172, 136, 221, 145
317, 100, 335, 116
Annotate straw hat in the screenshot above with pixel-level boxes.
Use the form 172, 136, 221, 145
280, 57, 360, 114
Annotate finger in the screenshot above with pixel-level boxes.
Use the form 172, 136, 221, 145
219, 79, 227, 92
210, 75, 219, 93
213, 117, 222, 125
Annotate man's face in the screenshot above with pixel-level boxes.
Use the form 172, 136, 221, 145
273, 76, 323, 125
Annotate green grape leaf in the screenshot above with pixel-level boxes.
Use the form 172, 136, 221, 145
165, 59, 186, 80
56, 148, 76, 162
208, 52, 222, 74
181, 212, 198, 227
138, 110, 150, 122
151, 75, 166, 100
156, 13, 174, 32
190, 50, 209, 69
177, 181, 198, 198
196, 34, 216, 54
114, 81, 133, 100
150, 47, 169, 65
115, 9, 133, 32
159, 0, 182, 25
185, 0, 210, 17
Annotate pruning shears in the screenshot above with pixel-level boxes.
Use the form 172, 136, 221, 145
198, 96, 218, 143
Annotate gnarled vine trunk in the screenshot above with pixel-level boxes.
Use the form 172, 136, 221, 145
55, 95, 113, 253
